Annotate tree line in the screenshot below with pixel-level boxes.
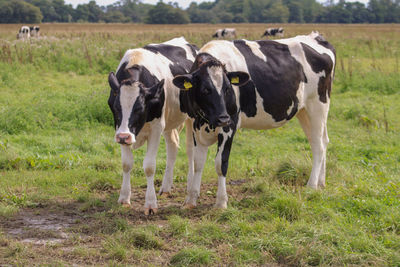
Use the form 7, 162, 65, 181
0, 0, 399, 24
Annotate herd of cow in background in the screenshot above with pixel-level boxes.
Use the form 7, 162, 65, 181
16, 25, 40, 40
16, 25, 283, 41
212, 27, 284, 39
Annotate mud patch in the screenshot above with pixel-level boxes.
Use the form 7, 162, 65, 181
1, 209, 78, 245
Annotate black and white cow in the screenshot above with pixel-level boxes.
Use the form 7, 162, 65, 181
262, 27, 284, 38
17, 26, 30, 40
212, 28, 237, 39
30, 26, 40, 37
108, 37, 198, 214
173, 32, 335, 209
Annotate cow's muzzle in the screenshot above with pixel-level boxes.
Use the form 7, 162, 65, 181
216, 114, 231, 127
116, 133, 134, 145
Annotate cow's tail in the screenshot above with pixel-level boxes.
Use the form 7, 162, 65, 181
170, 124, 184, 149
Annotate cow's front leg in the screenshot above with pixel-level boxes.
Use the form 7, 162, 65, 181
184, 142, 208, 209
215, 128, 236, 209
143, 128, 162, 215
118, 145, 133, 206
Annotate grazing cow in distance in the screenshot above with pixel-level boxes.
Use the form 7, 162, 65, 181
212, 28, 237, 39
108, 37, 198, 215
262, 27, 284, 38
30, 26, 40, 37
173, 32, 335, 209
17, 26, 30, 40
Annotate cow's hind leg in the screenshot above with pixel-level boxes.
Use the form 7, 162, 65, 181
318, 124, 329, 188
118, 145, 133, 206
214, 128, 236, 209
159, 129, 180, 195
297, 101, 329, 189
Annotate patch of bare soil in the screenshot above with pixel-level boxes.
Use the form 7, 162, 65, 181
0, 179, 249, 265
1, 205, 79, 245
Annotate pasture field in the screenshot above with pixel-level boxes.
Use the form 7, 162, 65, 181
0, 23, 399, 266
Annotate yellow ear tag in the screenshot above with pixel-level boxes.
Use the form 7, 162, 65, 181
183, 81, 192, 90
231, 76, 239, 84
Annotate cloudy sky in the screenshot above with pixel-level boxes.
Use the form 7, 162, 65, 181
64, 0, 368, 9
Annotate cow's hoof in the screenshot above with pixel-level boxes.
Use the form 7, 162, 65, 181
121, 203, 131, 208
118, 199, 131, 206
182, 203, 196, 210
214, 203, 227, 209
159, 191, 170, 197
306, 183, 318, 190
144, 208, 158, 215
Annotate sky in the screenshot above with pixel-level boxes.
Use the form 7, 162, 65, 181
64, 0, 369, 9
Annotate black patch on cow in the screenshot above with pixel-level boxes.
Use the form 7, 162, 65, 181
145, 81, 165, 122
187, 44, 199, 58
192, 132, 197, 146
216, 114, 238, 176
238, 80, 257, 117
205, 126, 210, 133
143, 44, 194, 76
314, 35, 336, 55
233, 40, 305, 122
301, 43, 334, 103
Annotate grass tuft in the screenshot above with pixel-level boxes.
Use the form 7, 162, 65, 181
170, 246, 215, 266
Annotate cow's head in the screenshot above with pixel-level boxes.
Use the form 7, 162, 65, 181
173, 56, 249, 128
108, 63, 164, 145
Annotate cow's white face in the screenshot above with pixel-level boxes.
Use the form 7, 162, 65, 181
108, 71, 164, 146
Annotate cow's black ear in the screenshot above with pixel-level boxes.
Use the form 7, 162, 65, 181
227, 71, 250, 86
145, 79, 165, 102
173, 74, 194, 91
108, 72, 119, 94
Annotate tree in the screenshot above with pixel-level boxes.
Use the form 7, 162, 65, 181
187, 3, 217, 23
0, 0, 42, 23
345, 2, 373, 23
146, 1, 189, 24
87, 0, 103, 22
263, 2, 290, 23
287, 0, 304, 23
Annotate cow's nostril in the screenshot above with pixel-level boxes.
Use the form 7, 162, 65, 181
216, 115, 231, 127
116, 133, 132, 145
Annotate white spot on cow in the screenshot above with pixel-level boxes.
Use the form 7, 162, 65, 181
286, 101, 294, 116
207, 66, 223, 95
245, 40, 267, 62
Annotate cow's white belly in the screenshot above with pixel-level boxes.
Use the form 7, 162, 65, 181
239, 109, 288, 130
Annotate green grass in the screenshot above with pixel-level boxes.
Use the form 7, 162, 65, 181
0, 23, 399, 266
